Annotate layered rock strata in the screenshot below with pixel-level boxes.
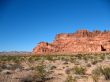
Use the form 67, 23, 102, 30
33, 30, 110, 55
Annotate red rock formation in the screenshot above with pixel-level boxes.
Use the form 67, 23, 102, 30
33, 30, 110, 55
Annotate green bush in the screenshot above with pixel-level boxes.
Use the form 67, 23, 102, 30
92, 66, 110, 80
65, 75, 77, 82
34, 61, 50, 81
101, 67, 110, 80
72, 66, 86, 75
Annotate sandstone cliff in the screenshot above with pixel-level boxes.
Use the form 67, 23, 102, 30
33, 30, 110, 55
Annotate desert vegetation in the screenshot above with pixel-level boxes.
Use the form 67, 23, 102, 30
0, 53, 110, 82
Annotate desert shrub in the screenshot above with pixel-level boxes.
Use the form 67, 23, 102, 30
13, 58, 21, 63
72, 66, 86, 75
104, 53, 110, 60
35, 65, 47, 81
101, 67, 110, 80
107, 56, 110, 60
92, 74, 99, 82
91, 60, 98, 65
45, 55, 53, 61
70, 57, 76, 63
92, 66, 110, 80
92, 66, 102, 76
61, 56, 69, 61
75, 54, 82, 60
86, 63, 91, 67
82, 56, 88, 63
27, 56, 39, 62
100, 55, 105, 60
34, 60, 50, 81
65, 74, 77, 82
92, 66, 102, 82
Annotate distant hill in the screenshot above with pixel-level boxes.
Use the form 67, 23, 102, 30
0, 51, 31, 55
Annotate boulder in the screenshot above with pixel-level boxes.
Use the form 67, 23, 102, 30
1, 70, 13, 74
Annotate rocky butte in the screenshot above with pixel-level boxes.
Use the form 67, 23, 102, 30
33, 30, 110, 55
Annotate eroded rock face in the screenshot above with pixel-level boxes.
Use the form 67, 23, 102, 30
33, 30, 110, 55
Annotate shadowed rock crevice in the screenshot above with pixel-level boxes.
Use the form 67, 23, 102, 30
101, 45, 106, 51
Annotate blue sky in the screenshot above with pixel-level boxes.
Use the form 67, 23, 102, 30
0, 0, 110, 51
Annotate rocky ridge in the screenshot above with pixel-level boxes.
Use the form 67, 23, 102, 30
33, 30, 110, 55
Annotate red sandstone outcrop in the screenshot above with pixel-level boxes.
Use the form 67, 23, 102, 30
33, 30, 110, 55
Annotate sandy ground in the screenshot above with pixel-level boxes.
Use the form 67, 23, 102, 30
0, 54, 110, 82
